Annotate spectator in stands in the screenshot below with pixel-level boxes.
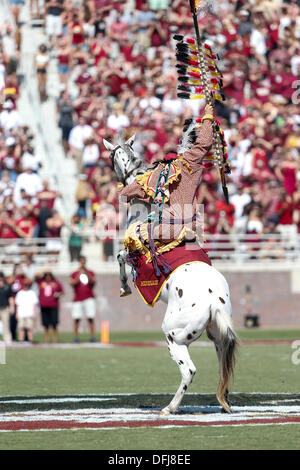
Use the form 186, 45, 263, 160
68, 116, 93, 172
68, 214, 84, 262
69, 255, 97, 343
14, 161, 43, 205
36, 180, 61, 209
45, 0, 65, 49
56, 38, 72, 90
82, 136, 100, 169
0, 271, 14, 344
3, 0, 297, 261
0, 100, 21, 135
15, 204, 38, 240
30, 0, 41, 20
74, 173, 94, 219
9, 0, 23, 25
15, 277, 38, 343
35, 270, 63, 343
35, 44, 49, 102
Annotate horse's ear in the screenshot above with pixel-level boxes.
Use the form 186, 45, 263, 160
103, 139, 115, 152
126, 134, 136, 148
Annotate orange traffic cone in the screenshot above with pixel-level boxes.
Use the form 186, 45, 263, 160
101, 321, 110, 344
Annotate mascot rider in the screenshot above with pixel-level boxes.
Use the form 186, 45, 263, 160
119, 104, 214, 267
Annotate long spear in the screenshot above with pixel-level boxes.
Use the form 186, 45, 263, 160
188, 0, 229, 204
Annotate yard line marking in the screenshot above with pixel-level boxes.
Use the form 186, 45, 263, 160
0, 398, 117, 405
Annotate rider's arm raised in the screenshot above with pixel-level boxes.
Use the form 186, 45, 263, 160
182, 105, 214, 173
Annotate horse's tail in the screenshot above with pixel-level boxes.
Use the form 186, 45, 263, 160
212, 304, 238, 413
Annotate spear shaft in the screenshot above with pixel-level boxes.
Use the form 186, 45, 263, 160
189, 0, 229, 204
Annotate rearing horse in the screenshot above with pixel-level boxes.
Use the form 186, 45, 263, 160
103, 133, 238, 415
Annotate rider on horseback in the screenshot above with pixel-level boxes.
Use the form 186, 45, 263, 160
119, 104, 214, 262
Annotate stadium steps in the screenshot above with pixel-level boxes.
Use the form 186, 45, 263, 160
17, 4, 78, 220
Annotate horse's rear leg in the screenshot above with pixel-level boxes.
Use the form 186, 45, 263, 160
161, 334, 196, 415
117, 251, 132, 297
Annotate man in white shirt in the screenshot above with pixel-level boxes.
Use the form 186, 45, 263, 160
14, 163, 43, 207
0, 100, 21, 135
21, 148, 41, 173
107, 105, 130, 132
230, 184, 251, 232
15, 278, 39, 343
82, 138, 100, 168
68, 117, 93, 172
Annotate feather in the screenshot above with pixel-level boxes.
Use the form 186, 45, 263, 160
178, 119, 199, 154
173, 34, 184, 41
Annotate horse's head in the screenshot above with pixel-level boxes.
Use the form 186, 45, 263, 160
103, 135, 143, 185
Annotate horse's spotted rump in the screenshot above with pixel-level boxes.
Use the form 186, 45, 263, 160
219, 297, 225, 304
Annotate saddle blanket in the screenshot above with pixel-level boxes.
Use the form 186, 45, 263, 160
131, 244, 212, 307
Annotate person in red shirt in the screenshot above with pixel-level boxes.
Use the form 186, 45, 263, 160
36, 180, 61, 210
0, 211, 18, 239
69, 13, 85, 46
69, 256, 96, 342
36, 270, 63, 343
15, 205, 38, 240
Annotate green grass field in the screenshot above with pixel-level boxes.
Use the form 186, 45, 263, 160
1, 329, 300, 450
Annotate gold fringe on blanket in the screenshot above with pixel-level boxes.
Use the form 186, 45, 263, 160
124, 221, 198, 264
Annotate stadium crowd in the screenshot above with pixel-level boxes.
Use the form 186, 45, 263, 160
0, 9, 63, 246
0, 0, 300, 342
2, 0, 300, 245
46, 0, 300, 243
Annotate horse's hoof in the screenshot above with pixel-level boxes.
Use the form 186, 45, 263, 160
160, 407, 171, 416
120, 286, 132, 297
221, 406, 232, 414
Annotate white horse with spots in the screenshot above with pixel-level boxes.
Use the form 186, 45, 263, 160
103, 136, 238, 415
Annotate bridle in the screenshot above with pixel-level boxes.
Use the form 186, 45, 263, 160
111, 144, 145, 185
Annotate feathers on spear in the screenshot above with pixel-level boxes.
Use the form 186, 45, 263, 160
175, 0, 230, 204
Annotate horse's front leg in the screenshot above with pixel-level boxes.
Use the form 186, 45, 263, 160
117, 250, 132, 297
161, 335, 196, 415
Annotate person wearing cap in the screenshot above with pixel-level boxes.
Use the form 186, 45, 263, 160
238, 10, 252, 38
15, 277, 39, 343
1, 137, 18, 182
0, 272, 14, 344
0, 100, 21, 135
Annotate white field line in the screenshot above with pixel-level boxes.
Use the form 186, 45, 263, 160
0, 397, 117, 405
1, 405, 300, 425
0, 421, 299, 432
1, 392, 299, 399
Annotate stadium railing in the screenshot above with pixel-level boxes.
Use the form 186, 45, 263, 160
0, 230, 299, 269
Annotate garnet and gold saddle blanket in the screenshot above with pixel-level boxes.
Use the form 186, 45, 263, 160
127, 243, 212, 307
